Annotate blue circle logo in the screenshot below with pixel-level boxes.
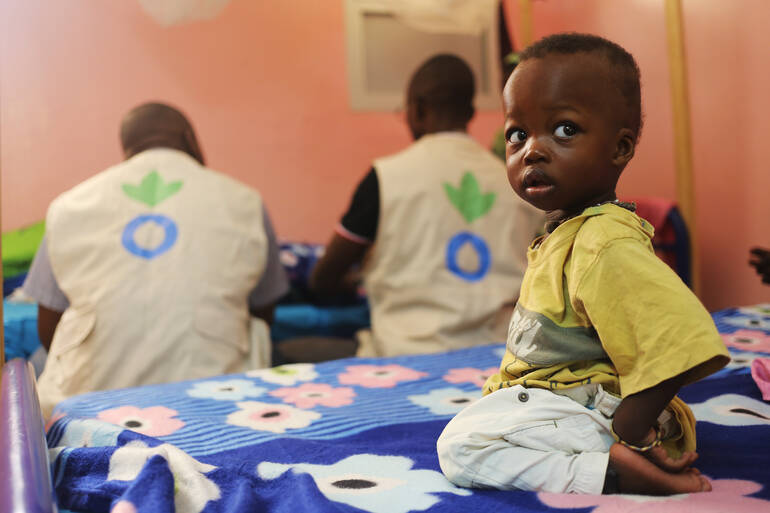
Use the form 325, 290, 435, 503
446, 232, 491, 282
121, 214, 178, 260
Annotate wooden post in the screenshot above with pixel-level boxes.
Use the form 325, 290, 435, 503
517, 0, 534, 47
664, 0, 700, 295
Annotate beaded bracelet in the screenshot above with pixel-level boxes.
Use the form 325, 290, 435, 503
610, 424, 662, 453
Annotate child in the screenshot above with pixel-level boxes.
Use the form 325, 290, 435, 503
436, 33, 729, 495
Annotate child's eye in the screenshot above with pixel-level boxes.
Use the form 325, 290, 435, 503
554, 123, 578, 139
507, 129, 527, 144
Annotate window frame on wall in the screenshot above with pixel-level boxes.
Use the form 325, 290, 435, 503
343, 0, 502, 112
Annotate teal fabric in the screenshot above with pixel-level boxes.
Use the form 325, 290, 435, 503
3, 300, 41, 360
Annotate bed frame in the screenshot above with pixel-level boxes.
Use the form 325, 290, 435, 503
0, 359, 56, 512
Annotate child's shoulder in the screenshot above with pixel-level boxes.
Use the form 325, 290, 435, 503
572, 204, 653, 256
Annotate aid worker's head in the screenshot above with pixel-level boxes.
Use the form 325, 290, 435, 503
405, 54, 475, 141
120, 102, 204, 165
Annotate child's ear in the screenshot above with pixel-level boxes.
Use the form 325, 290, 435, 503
612, 128, 636, 167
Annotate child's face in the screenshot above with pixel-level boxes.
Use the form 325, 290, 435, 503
503, 53, 634, 216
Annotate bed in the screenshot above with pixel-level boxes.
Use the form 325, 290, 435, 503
1, 305, 761, 512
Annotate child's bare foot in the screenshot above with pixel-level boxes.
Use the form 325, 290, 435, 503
609, 443, 712, 495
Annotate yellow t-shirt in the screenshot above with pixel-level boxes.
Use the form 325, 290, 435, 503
484, 203, 729, 452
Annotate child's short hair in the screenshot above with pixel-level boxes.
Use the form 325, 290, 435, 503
520, 33, 642, 141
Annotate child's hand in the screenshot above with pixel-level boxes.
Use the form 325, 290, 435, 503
629, 426, 699, 473
645, 444, 699, 473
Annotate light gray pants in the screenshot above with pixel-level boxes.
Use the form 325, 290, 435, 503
437, 384, 621, 494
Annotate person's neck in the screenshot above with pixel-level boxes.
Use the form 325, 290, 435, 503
429, 120, 467, 134
123, 141, 196, 162
414, 125, 468, 141
544, 191, 619, 233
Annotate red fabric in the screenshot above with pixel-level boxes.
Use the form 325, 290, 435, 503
621, 197, 681, 276
621, 196, 676, 231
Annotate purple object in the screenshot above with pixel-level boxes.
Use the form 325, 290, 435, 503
751, 357, 770, 401
0, 358, 56, 513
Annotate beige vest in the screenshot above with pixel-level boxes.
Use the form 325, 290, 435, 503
359, 132, 544, 357
38, 148, 268, 417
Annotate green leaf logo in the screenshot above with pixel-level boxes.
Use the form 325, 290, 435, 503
443, 171, 496, 223
122, 170, 183, 207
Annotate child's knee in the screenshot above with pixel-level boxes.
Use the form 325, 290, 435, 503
437, 419, 511, 489
436, 430, 477, 488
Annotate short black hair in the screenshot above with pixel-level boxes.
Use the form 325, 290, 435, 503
408, 54, 475, 123
520, 33, 642, 140
120, 102, 194, 149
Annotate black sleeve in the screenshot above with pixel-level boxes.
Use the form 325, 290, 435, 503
339, 167, 379, 242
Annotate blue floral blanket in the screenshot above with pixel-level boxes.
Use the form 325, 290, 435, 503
47, 306, 770, 513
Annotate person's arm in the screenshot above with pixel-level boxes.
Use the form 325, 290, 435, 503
606, 371, 714, 495
611, 373, 686, 445
309, 233, 368, 297
21, 236, 69, 350
250, 303, 275, 326
576, 237, 728, 468
248, 207, 290, 326
37, 305, 63, 351
610, 372, 697, 471
310, 167, 378, 298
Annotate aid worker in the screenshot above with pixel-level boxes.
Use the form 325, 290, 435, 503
24, 102, 288, 418
310, 55, 543, 357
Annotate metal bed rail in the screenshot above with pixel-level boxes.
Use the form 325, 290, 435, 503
0, 358, 56, 513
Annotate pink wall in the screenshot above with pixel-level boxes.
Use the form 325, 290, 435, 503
504, 0, 770, 310
0, 0, 505, 242
2, 0, 768, 310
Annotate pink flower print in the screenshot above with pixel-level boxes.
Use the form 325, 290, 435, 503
538, 478, 768, 513
97, 406, 184, 437
270, 383, 355, 408
227, 401, 320, 433
443, 367, 498, 388
722, 329, 770, 353
338, 364, 428, 388
279, 249, 299, 267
